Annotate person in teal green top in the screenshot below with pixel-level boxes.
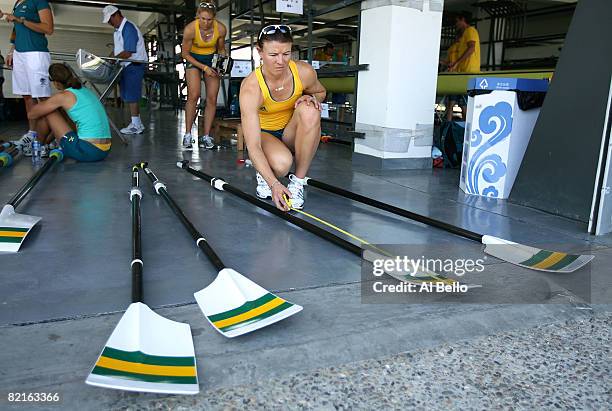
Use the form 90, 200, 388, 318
27, 63, 111, 162
1, 0, 54, 151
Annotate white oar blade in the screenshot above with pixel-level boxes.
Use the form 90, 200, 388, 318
0, 205, 41, 253
86, 302, 199, 395
195, 268, 303, 338
482, 235, 594, 273
362, 249, 481, 289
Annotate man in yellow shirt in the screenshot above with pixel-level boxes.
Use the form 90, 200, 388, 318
314, 43, 334, 62
449, 11, 480, 73
447, 11, 480, 120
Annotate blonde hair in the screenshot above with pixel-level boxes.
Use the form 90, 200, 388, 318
196, 2, 216, 16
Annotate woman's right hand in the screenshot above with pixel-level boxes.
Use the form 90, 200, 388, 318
271, 182, 292, 211
6, 53, 13, 68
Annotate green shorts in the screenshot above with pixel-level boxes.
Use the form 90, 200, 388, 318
60, 131, 109, 162
261, 129, 284, 139
186, 53, 214, 71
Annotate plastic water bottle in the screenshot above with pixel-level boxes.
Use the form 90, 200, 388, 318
230, 94, 238, 116
31, 140, 42, 164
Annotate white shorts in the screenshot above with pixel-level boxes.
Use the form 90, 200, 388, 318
12, 50, 52, 98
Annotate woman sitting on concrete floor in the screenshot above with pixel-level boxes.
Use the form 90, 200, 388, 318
26, 63, 111, 161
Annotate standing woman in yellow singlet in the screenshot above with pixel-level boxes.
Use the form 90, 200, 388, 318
240, 25, 326, 211
181, 2, 226, 150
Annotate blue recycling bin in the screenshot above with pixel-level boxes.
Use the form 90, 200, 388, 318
459, 77, 549, 198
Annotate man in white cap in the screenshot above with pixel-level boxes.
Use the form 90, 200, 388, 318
102, 4, 147, 134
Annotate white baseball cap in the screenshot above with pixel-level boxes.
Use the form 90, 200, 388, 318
102, 5, 119, 23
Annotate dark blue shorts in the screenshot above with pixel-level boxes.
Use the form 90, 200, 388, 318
60, 131, 109, 162
120, 63, 145, 103
261, 129, 284, 139
186, 53, 214, 71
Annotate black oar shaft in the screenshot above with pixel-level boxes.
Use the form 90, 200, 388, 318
306, 178, 484, 243
8, 156, 58, 208
180, 163, 363, 257
131, 167, 143, 303
140, 163, 226, 273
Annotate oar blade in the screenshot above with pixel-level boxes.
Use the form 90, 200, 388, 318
482, 235, 594, 273
0, 205, 41, 253
195, 268, 303, 338
362, 249, 481, 288
86, 302, 199, 395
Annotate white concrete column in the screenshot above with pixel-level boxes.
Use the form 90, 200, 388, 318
354, 0, 444, 169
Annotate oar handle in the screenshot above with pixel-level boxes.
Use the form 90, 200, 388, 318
8, 149, 63, 208
0, 142, 13, 153
178, 161, 363, 257
139, 162, 226, 273
0, 149, 18, 168
304, 177, 484, 243
131, 166, 144, 303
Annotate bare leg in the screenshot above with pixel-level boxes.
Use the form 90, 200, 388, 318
446, 99, 456, 122
260, 132, 294, 177
129, 102, 139, 117
23, 95, 36, 131
43, 110, 74, 144
202, 73, 220, 136
184, 68, 202, 135
35, 97, 51, 140
282, 104, 321, 179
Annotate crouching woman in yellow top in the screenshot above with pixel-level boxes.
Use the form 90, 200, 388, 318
27, 63, 111, 162
240, 25, 326, 211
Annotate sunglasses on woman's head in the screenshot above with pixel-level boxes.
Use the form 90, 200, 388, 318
199, 2, 216, 9
258, 24, 292, 40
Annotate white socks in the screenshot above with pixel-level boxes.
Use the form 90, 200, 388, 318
132, 116, 142, 127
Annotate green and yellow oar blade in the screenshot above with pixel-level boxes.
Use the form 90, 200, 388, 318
482, 235, 594, 273
195, 268, 303, 338
0, 205, 41, 253
86, 302, 199, 394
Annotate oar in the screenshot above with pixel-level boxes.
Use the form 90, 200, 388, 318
302, 177, 594, 273
86, 166, 199, 394
0, 146, 22, 168
177, 160, 466, 286
138, 163, 302, 338
0, 149, 63, 252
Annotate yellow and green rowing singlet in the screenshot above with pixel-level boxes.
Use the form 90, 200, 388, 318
255, 60, 303, 132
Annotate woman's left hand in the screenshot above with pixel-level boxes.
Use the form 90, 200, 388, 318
295, 95, 321, 111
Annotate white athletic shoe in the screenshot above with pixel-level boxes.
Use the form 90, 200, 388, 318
198, 135, 215, 149
21, 144, 33, 157
287, 174, 306, 210
11, 133, 34, 150
256, 172, 272, 199
120, 123, 145, 135
182, 133, 194, 150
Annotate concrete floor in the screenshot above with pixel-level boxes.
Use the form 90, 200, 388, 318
0, 109, 610, 409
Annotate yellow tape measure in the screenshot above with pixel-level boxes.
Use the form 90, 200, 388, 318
282, 195, 455, 285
